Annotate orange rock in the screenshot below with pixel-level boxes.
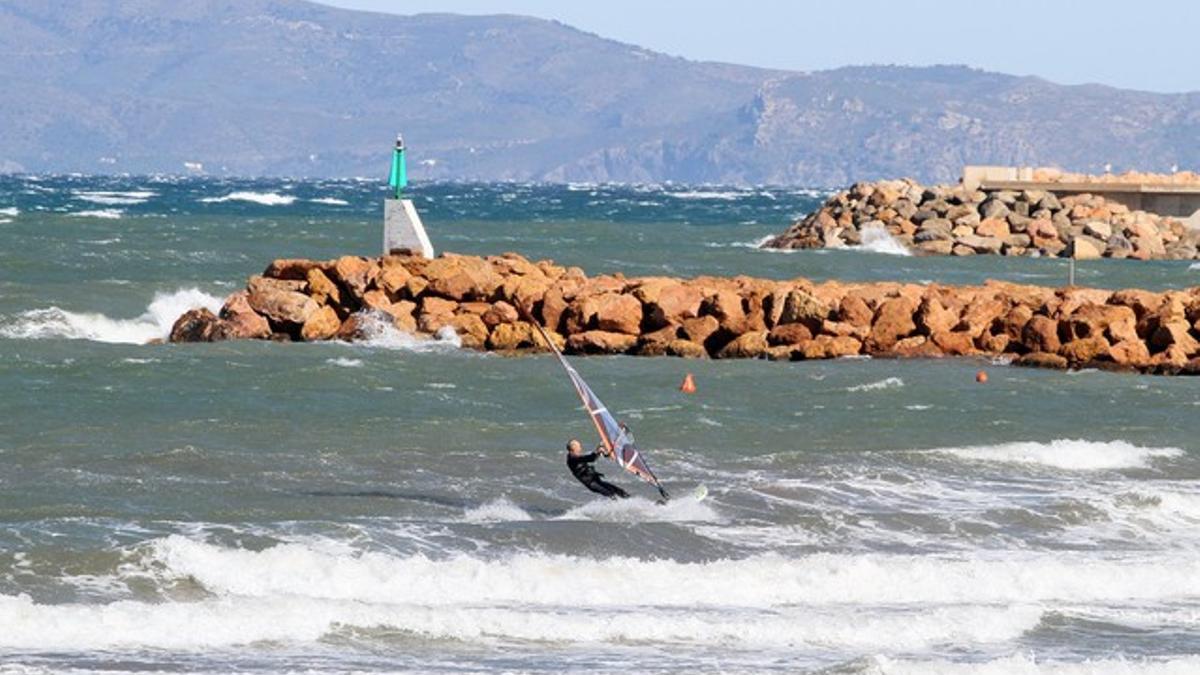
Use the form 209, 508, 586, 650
716, 331, 769, 359
488, 321, 539, 351
1016, 352, 1069, 370
838, 293, 874, 328
681, 315, 720, 346
218, 291, 271, 340
956, 296, 1007, 338
1021, 315, 1061, 353
566, 330, 638, 354
800, 335, 862, 359
891, 335, 943, 358
423, 254, 501, 302
248, 286, 319, 327
915, 296, 957, 336
169, 308, 223, 342
932, 330, 978, 356
1108, 339, 1151, 367
263, 258, 324, 281
867, 297, 917, 350
767, 323, 813, 346
481, 301, 520, 328
307, 268, 341, 307
300, 305, 341, 341
446, 313, 489, 349
1060, 336, 1111, 363
976, 218, 1010, 239
588, 293, 643, 335
332, 256, 379, 301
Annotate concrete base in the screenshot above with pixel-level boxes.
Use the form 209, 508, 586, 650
384, 198, 434, 258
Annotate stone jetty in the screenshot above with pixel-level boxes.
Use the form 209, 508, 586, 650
763, 179, 1200, 259
170, 252, 1200, 375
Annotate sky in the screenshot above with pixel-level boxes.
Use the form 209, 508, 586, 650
319, 0, 1200, 93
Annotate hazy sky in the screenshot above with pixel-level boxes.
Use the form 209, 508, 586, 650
319, 0, 1200, 93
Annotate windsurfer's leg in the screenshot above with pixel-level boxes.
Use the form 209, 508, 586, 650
593, 479, 629, 499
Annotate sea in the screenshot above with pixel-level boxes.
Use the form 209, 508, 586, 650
2, 175, 1200, 674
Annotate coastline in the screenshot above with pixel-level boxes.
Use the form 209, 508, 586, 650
170, 251, 1200, 375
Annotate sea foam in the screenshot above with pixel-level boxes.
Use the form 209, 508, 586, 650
67, 208, 123, 219
857, 224, 913, 256
930, 439, 1183, 471
200, 191, 297, 206
73, 190, 155, 205
0, 289, 223, 344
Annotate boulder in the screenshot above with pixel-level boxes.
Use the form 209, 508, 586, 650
488, 321, 539, 351
767, 323, 813, 346
332, 256, 379, 301
264, 258, 323, 281
1150, 319, 1200, 356
976, 218, 1010, 239
587, 293, 643, 335
377, 263, 412, 299
838, 293, 874, 328
307, 268, 342, 307
423, 255, 501, 301
1016, 352, 1069, 370
867, 297, 917, 350
1060, 336, 1110, 363
665, 339, 708, 359
1069, 235, 1104, 260
481, 301, 520, 328
446, 313, 489, 349
248, 286, 319, 327
169, 308, 222, 342
956, 234, 1004, 254
716, 331, 769, 359
1108, 339, 1151, 367
1022, 315, 1061, 353
566, 330, 638, 354
300, 305, 342, 341
642, 283, 704, 329
681, 315, 720, 345
957, 296, 1007, 338
777, 288, 829, 331
800, 335, 862, 359
931, 330, 977, 356
218, 291, 271, 340
915, 296, 957, 336
701, 291, 746, 329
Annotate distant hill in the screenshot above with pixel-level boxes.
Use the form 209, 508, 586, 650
1, 0, 1197, 185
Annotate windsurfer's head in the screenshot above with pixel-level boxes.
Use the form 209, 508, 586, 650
566, 438, 583, 455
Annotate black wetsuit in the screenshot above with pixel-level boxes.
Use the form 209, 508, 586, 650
567, 451, 629, 499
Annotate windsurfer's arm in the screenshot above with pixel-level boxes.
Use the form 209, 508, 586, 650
595, 443, 613, 459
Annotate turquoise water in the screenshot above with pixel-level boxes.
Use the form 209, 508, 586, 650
2, 176, 1200, 673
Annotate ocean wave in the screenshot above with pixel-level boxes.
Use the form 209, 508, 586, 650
461, 498, 533, 523
67, 208, 123, 219
667, 190, 744, 200
0, 289, 223, 344
0, 207, 18, 217
856, 225, 913, 256
558, 493, 719, 523
847, 376, 904, 392
309, 197, 349, 206
928, 439, 1183, 471
871, 653, 1200, 674
148, 538, 1200, 608
325, 357, 363, 368
73, 190, 155, 205
200, 191, 297, 206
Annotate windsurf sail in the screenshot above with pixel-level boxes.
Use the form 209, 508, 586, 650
530, 321, 670, 500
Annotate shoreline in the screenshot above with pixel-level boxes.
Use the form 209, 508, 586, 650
169, 251, 1200, 376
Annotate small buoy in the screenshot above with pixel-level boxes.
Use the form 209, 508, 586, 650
679, 373, 697, 394
975, 370, 988, 383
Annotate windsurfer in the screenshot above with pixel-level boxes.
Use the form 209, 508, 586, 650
566, 439, 629, 499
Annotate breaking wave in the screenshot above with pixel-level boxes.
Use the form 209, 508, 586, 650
856, 225, 912, 256
0, 289, 223, 344
67, 208, 124, 219
73, 190, 155, 205
929, 439, 1183, 471
309, 197, 349, 206
354, 312, 462, 352
847, 376, 904, 392
200, 191, 297, 206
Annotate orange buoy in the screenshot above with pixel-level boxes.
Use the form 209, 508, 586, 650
679, 373, 697, 394
975, 370, 988, 383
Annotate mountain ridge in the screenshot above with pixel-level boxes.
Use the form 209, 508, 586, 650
1, 0, 1196, 185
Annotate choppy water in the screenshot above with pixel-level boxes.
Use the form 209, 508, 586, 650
2, 176, 1200, 673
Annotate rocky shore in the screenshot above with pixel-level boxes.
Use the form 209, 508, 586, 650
170, 252, 1200, 375
763, 179, 1200, 259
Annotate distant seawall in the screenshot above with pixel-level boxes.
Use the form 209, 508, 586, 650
764, 178, 1200, 259
169, 252, 1200, 375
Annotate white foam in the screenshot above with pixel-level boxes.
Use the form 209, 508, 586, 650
667, 190, 743, 200
200, 191, 297, 206
856, 225, 913, 256
1189, 262, 1200, 270
0, 289, 223, 344
461, 498, 533, 523
309, 197, 349, 206
0, 207, 17, 217
67, 208, 123, 219
73, 190, 155, 205
325, 357, 363, 368
929, 440, 1183, 471
872, 654, 1200, 675
557, 495, 720, 523
6, 536, 1200, 652
355, 313, 462, 352
847, 376, 904, 392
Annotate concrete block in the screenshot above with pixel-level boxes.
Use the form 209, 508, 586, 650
384, 198, 434, 258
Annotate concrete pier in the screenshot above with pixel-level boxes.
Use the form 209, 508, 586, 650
963, 166, 1200, 228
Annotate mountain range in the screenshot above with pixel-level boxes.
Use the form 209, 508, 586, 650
1, 0, 1197, 185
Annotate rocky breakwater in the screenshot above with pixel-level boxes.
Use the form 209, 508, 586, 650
170, 252, 1200, 375
763, 179, 1200, 259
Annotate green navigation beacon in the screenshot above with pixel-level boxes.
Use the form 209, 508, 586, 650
388, 134, 408, 199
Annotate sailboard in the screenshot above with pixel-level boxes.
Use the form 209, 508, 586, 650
530, 321, 671, 501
